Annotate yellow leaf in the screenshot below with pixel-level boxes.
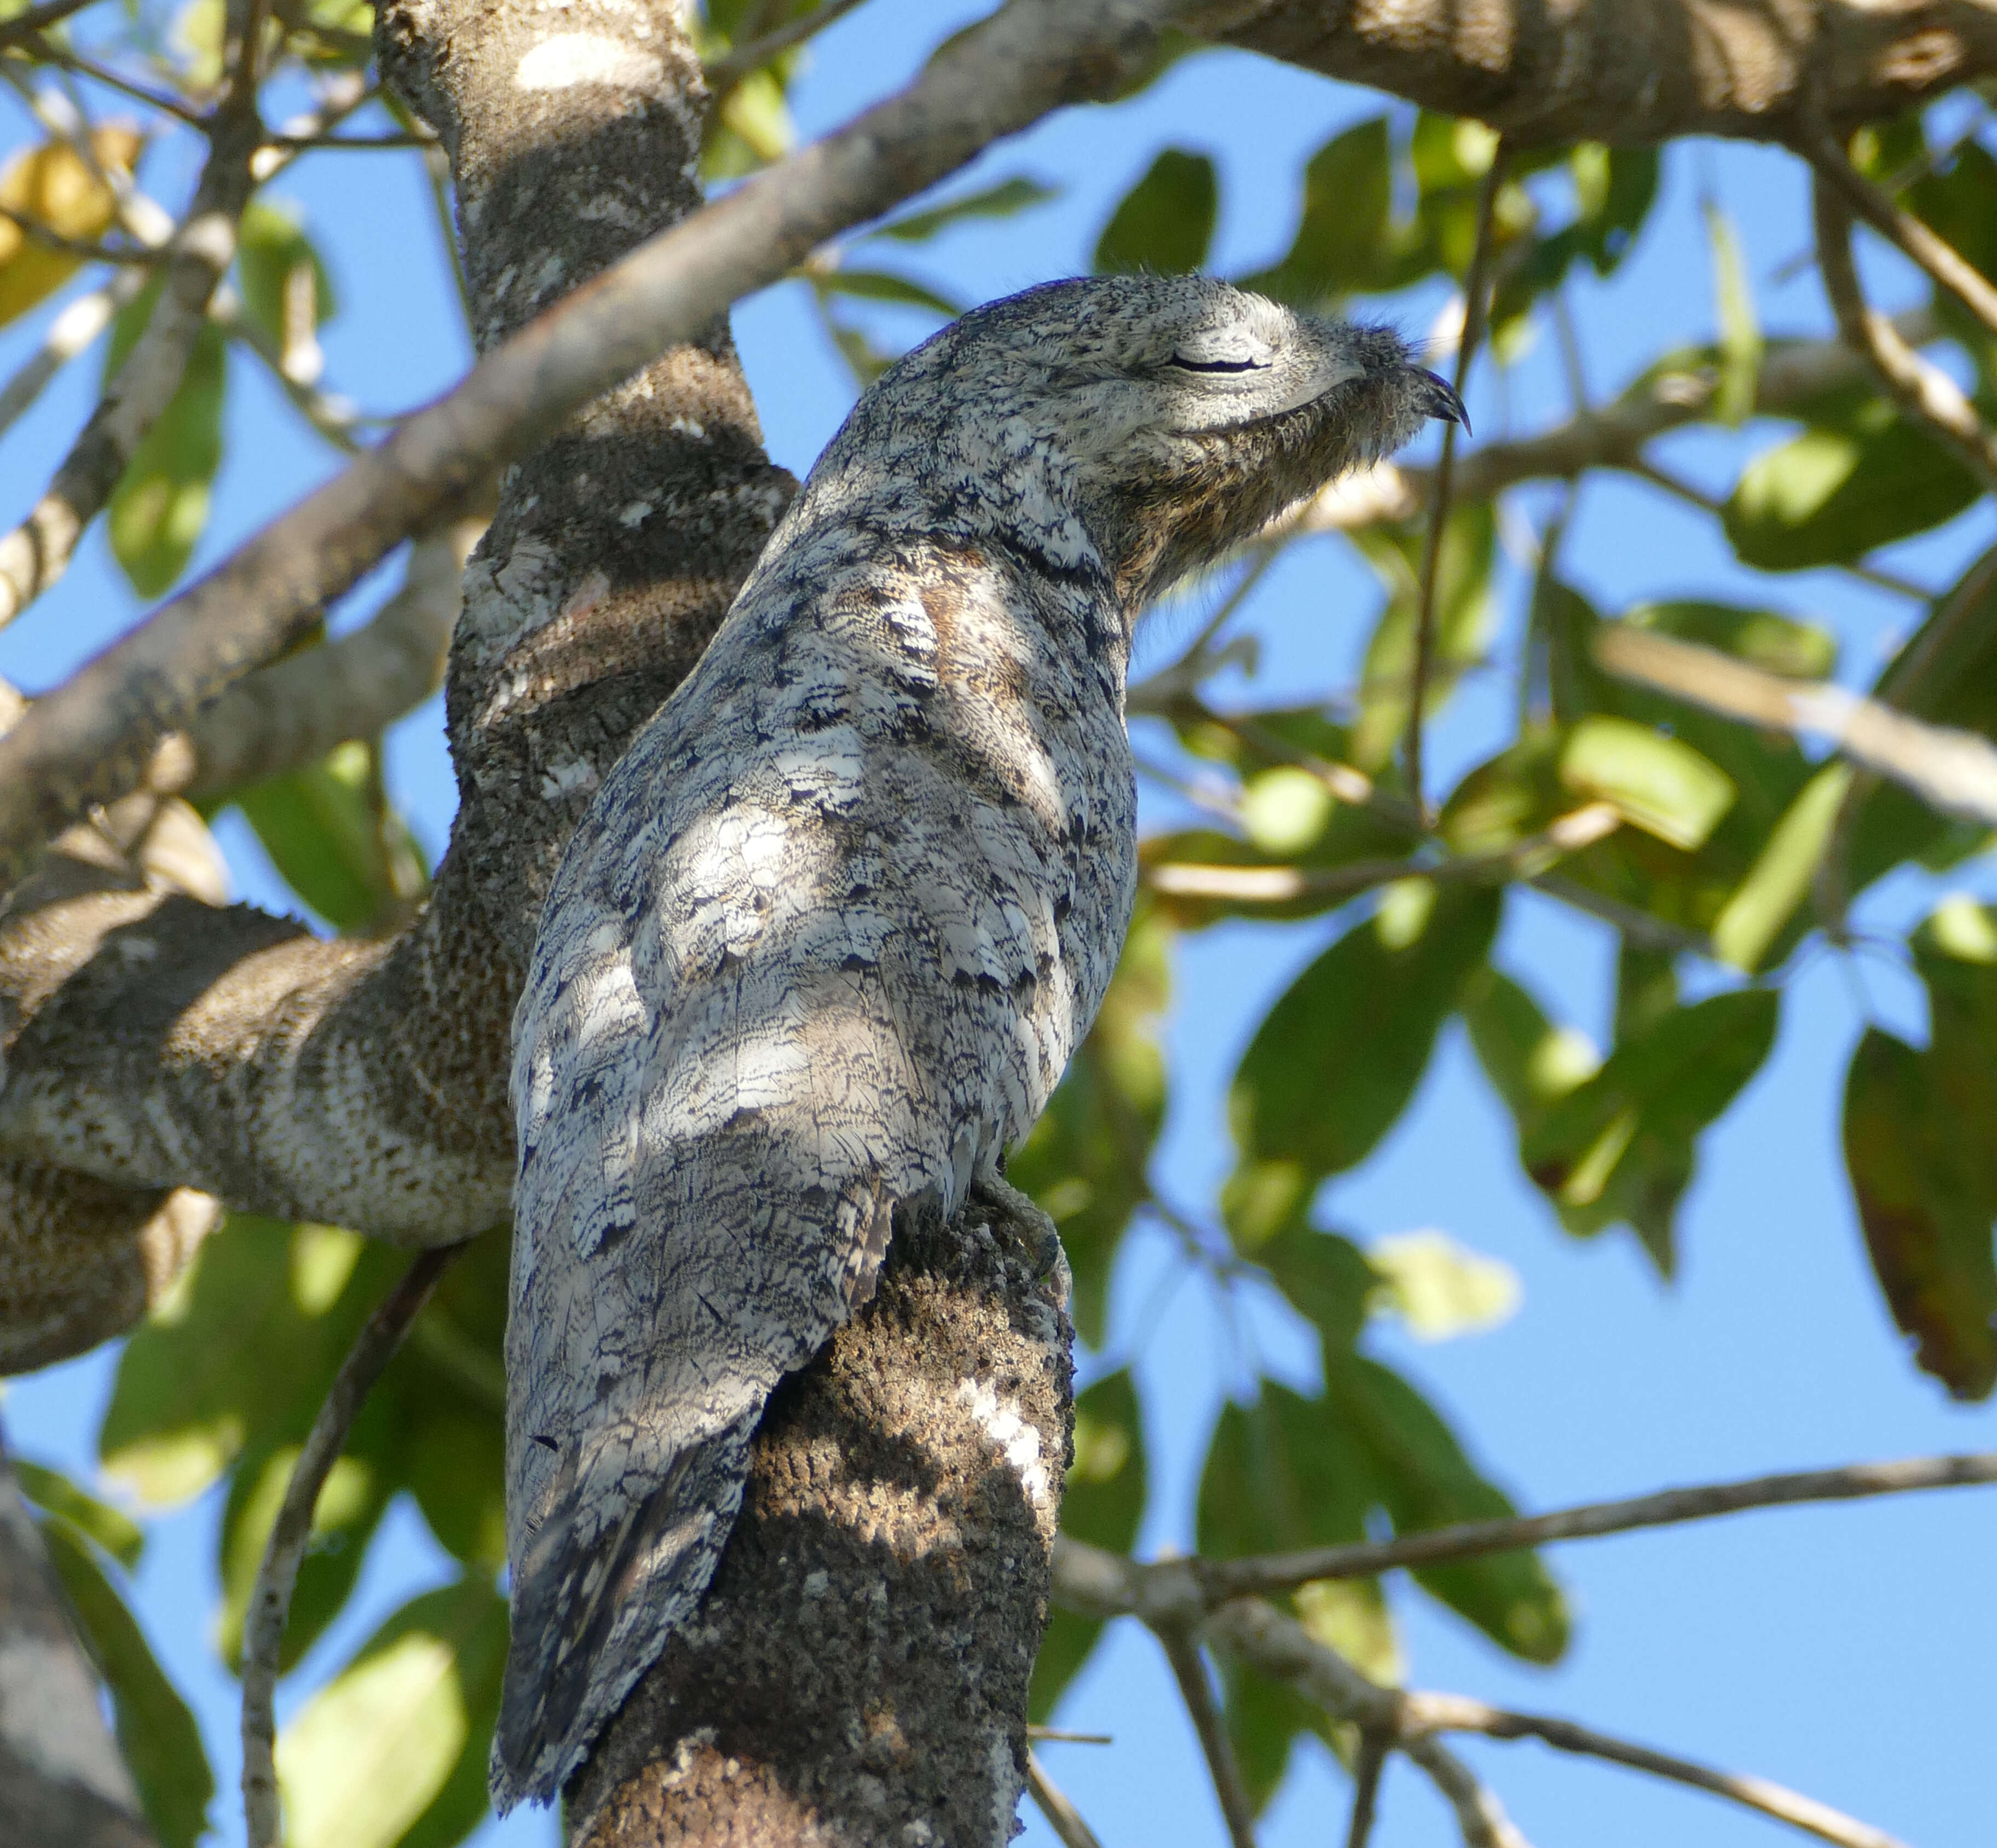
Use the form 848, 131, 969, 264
0, 126, 143, 326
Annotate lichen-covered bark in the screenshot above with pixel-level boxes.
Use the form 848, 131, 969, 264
1219, 0, 1997, 143
567, 1203, 1073, 1848
0, 0, 790, 1337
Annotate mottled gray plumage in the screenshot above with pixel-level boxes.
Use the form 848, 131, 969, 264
490, 274, 1461, 1809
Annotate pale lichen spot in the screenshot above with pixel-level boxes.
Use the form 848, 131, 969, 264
515, 32, 666, 93
540, 756, 600, 801
954, 1378, 1051, 1511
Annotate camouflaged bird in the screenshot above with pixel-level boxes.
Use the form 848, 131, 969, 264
491, 273, 1463, 1808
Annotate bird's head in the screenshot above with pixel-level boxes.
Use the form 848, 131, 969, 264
843, 273, 1463, 611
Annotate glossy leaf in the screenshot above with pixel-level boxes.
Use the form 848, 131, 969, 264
1702, 198, 1761, 426
105, 304, 227, 597
276, 1578, 510, 1848
1710, 763, 1852, 973
874, 177, 1057, 242
15, 1457, 144, 1568
1094, 148, 1217, 276
232, 738, 429, 932
1726, 408, 1979, 570
814, 267, 961, 317
1237, 117, 1390, 307
1324, 1354, 1568, 1663
0, 128, 142, 326
41, 1518, 213, 1848
1012, 905, 1170, 1346
1226, 885, 1499, 1242
1255, 1222, 1376, 1350
1558, 715, 1734, 851
1032, 1369, 1147, 1720
236, 198, 336, 382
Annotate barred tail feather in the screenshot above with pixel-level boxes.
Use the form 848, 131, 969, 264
489, 1411, 760, 1810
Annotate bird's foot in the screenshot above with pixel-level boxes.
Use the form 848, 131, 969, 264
971, 1173, 1069, 1286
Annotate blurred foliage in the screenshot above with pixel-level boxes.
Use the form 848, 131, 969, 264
3, 3, 1995, 1841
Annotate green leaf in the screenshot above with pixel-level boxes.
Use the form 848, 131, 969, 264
1094, 148, 1217, 276
1725, 411, 1979, 570
1710, 763, 1852, 973
1461, 964, 1602, 1142
813, 267, 960, 317
1032, 1370, 1147, 1720
1843, 1022, 1997, 1400
230, 738, 428, 932
101, 1216, 402, 1506
40, 1518, 213, 1848
1702, 198, 1761, 426
1558, 715, 1735, 851
1521, 990, 1778, 1264
1225, 885, 1499, 1239
15, 1458, 144, 1568
873, 177, 1057, 243
1012, 907, 1170, 1347
1350, 503, 1496, 772
1237, 117, 1390, 307
276, 1578, 510, 1848
1256, 1222, 1377, 1351
1325, 1354, 1568, 1663
104, 301, 227, 597
236, 198, 337, 371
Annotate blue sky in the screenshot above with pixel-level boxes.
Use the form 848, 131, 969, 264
3, 5, 1994, 1846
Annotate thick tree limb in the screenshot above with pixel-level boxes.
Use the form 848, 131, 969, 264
0, 1428, 157, 1848
1217, 1, 1997, 146
0, 0, 1239, 887
1595, 624, 1997, 824
240, 1244, 463, 1848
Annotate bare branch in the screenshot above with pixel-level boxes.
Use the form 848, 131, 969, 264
1596, 623, 1997, 825
1805, 125, 1997, 346
1157, 1628, 1260, 1848
1052, 1450, 1997, 1620
143, 514, 486, 798
0, 204, 159, 266
0, 0, 1242, 887
1811, 168, 1997, 493
0, 269, 150, 442
1404, 1693, 1910, 1848
1026, 1754, 1107, 1848
1407, 146, 1505, 817
240, 1243, 465, 1848
1343, 1731, 1388, 1848
0, 0, 102, 52
1144, 803, 1619, 906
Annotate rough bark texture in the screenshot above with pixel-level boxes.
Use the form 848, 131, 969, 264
1219, 0, 1997, 144
0, 1435, 157, 1848
0, 0, 790, 1343
567, 1201, 1073, 1848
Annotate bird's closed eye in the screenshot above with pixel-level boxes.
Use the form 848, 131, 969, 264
1165, 353, 1268, 374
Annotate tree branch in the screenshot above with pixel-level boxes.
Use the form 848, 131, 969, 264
1595, 623, 1997, 825
1026, 1753, 1107, 1848
1403, 1692, 1909, 1848
1811, 167, 1997, 493
1052, 1449, 1997, 1619
0, 0, 1237, 888
1217, 1, 1997, 146
1158, 1627, 1260, 1848
240, 1244, 464, 1848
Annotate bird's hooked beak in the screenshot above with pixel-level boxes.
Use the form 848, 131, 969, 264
1412, 368, 1470, 437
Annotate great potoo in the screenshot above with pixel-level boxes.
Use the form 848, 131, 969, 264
490, 273, 1463, 1809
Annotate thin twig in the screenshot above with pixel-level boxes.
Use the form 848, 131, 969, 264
1028, 1727, 1114, 1745
0, 0, 100, 50
0, 267, 149, 441
1811, 166, 1997, 493
1596, 623, 1997, 824
704, 0, 869, 107
1405, 1693, 1909, 1848
1157, 1628, 1259, 1848
1344, 1731, 1389, 1848
13, 36, 207, 124
262, 129, 435, 151
240, 1243, 466, 1848
0, 0, 1219, 886
1026, 1753, 1106, 1848
1805, 126, 1997, 346
1144, 802, 1619, 906
1405, 145, 1507, 818
0, 203, 158, 265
